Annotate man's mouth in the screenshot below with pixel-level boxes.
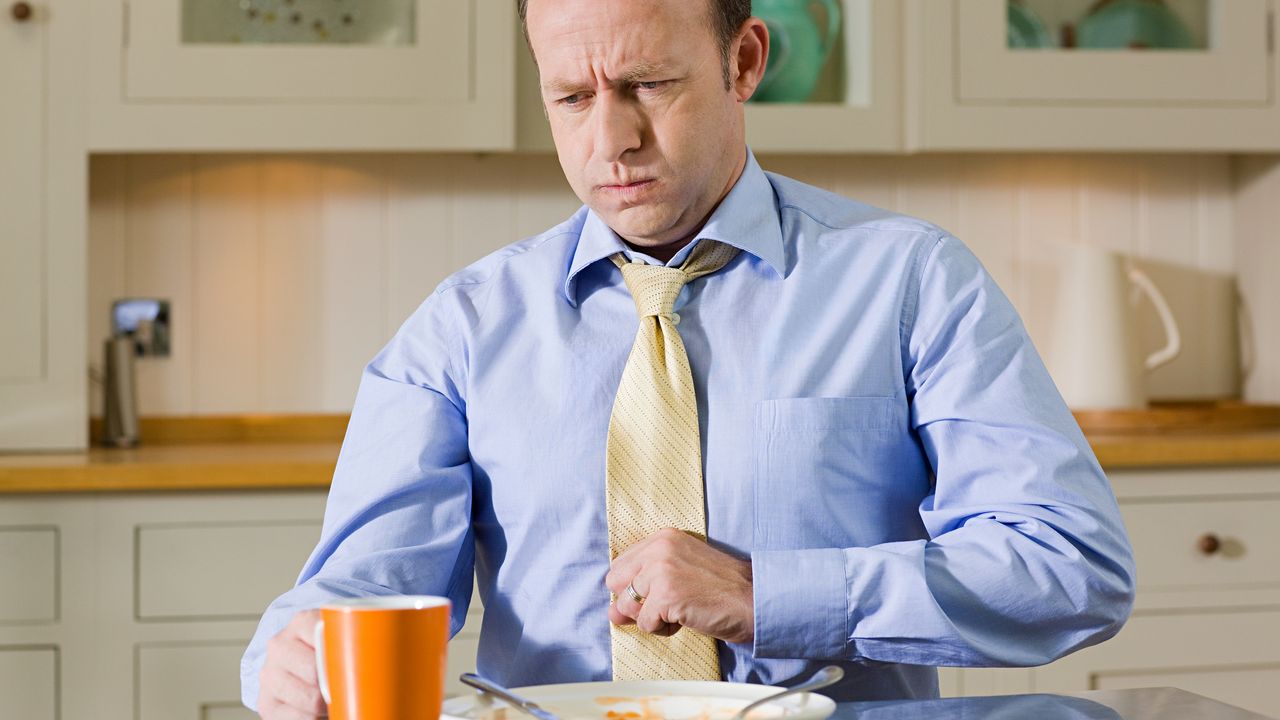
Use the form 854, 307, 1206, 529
599, 179, 657, 199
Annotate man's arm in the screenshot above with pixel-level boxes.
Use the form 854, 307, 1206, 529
750, 234, 1136, 667
241, 290, 475, 713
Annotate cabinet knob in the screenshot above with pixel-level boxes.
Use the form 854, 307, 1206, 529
10, 2, 32, 21
1197, 533, 1221, 555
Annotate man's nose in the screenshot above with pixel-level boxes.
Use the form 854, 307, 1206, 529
593, 92, 644, 162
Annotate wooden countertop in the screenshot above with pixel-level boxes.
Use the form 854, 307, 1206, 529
0, 442, 340, 493
1, 415, 1279, 494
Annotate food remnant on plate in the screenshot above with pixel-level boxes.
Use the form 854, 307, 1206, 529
590, 695, 786, 720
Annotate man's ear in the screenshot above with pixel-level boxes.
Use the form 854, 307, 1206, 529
730, 18, 769, 103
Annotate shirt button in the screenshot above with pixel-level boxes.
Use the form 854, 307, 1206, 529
670, 313, 681, 325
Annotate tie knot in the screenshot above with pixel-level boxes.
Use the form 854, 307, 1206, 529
610, 240, 741, 320
618, 264, 688, 318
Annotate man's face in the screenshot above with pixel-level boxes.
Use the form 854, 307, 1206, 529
526, 0, 747, 249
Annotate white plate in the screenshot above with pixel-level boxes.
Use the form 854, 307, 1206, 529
443, 680, 838, 720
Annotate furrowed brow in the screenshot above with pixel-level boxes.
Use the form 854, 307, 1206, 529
542, 62, 667, 95
617, 62, 665, 83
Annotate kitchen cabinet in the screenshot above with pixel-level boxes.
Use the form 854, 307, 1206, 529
941, 466, 1280, 719
911, 0, 1280, 151
0, 489, 485, 719
517, 0, 903, 153
87, 0, 515, 151
0, 0, 89, 451
0, 647, 57, 720
3, 462, 1280, 717
76, 1, 1280, 155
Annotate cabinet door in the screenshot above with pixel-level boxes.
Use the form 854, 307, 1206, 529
911, 0, 1280, 150
957, 0, 1269, 104
0, 646, 57, 720
747, 0, 903, 152
137, 642, 258, 720
1033, 610, 1280, 720
0, 0, 88, 450
0, 5, 45, 386
90, 0, 514, 151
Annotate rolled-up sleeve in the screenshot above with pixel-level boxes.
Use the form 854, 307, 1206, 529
240, 289, 476, 710
752, 234, 1135, 667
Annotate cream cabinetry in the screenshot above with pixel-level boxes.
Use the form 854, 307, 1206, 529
0, 0, 88, 451
69, 0, 1280, 156
911, 0, 1280, 151
0, 489, 486, 719
87, 0, 514, 151
0, 647, 58, 720
941, 466, 1280, 719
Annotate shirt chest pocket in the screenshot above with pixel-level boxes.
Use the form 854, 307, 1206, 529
752, 396, 930, 551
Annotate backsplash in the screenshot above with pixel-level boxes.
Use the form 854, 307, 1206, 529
88, 152, 1237, 417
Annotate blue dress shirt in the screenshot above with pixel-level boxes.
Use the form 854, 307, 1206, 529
241, 151, 1135, 709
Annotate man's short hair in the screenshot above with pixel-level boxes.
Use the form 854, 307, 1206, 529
517, 0, 752, 90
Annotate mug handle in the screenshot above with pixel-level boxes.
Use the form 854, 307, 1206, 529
1128, 266, 1181, 370
313, 619, 332, 705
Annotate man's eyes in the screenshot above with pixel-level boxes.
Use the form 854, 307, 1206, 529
554, 81, 670, 107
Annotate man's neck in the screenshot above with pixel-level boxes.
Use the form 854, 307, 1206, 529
624, 235, 696, 265
621, 150, 750, 265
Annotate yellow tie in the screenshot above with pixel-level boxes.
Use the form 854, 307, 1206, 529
605, 239, 741, 681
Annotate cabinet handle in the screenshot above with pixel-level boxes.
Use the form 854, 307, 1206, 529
10, 2, 32, 21
1197, 533, 1221, 556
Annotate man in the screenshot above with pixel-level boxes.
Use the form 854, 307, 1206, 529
242, 0, 1136, 716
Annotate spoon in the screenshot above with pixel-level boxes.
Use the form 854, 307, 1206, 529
460, 672, 562, 720
731, 665, 844, 720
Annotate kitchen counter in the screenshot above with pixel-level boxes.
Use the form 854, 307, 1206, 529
0, 442, 340, 493
836, 688, 1271, 720
2, 416, 1279, 494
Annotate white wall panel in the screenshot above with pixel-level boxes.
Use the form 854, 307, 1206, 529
450, 155, 520, 269
318, 157, 389, 411
1138, 156, 1199, 267
386, 155, 455, 330
1233, 156, 1280, 403
192, 155, 262, 413
895, 155, 961, 237
955, 157, 1020, 297
88, 155, 129, 418
259, 159, 325, 414
1015, 156, 1081, 357
125, 155, 196, 416
87, 152, 1245, 414
1080, 155, 1140, 256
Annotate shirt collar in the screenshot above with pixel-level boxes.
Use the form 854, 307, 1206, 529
561, 149, 785, 307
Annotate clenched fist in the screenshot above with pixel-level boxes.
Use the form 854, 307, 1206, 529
606, 528, 755, 644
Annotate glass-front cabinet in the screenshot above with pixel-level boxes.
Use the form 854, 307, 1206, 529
88, 0, 514, 150
516, 0, 903, 153
964, 0, 1267, 104
913, 0, 1280, 151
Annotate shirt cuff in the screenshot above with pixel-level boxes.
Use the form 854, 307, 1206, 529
751, 547, 848, 660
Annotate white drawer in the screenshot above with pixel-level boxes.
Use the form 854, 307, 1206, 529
137, 642, 256, 720
1095, 665, 1280, 719
1120, 496, 1280, 591
0, 646, 57, 720
0, 527, 57, 624
136, 521, 319, 620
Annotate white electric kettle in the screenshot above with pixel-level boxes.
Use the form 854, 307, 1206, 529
1047, 243, 1181, 410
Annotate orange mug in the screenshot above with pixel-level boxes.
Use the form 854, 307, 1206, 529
313, 595, 452, 720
